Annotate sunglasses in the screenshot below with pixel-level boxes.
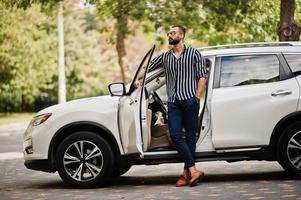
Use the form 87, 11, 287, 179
167, 31, 177, 36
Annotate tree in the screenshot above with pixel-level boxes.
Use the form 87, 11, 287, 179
93, 0, 213, 81
1, 0, 300, 112
0, 0, 113, 112
277, 0, 301, 41
185, 0, 280, 45
0, 2, 58, 111
93, 0, 148, 83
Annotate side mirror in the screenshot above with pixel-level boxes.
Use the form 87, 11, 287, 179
108, 82, 126, 96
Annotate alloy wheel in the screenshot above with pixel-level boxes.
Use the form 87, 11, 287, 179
287, 130, 301, 171
63, 140, 104, 182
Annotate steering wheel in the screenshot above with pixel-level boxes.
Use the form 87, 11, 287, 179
152, 91, 168, 116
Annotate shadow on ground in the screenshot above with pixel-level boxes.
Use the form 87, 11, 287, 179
25, 170, 300, 189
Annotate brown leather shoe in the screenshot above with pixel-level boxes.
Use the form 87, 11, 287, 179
175, 175, 190, 187
189, 171, 205, 187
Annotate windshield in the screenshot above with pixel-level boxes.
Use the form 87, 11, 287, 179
125, 67, 163, 91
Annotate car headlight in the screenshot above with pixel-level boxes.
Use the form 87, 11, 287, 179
32, 113, 52, 126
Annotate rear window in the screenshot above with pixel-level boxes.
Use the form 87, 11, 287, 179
283, 54, 301, 77
220, 55, 280, 87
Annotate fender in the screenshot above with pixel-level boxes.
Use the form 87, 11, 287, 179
48, 121, 121, 170
270, 111, 301, 152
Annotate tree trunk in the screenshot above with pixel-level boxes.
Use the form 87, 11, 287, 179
116, 26, 128, 83
277, 0, 301, 41
115, 1, 129, 83
21, 93, 26, 112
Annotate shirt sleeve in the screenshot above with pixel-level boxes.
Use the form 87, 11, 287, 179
148, 53, 163, 72
194, 50, 207, 79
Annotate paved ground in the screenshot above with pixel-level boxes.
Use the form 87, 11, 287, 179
0, 123, 300, 200
0, 123, 26, 153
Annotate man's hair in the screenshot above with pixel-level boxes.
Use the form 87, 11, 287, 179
171, 24, 186, 37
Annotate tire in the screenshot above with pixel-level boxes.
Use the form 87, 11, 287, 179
277, 122, 301, 178
112, 163, 131, 177
56, 131, 114, 188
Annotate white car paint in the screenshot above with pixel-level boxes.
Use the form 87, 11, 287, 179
24, 95, 124, 161
211, 78, 300, 148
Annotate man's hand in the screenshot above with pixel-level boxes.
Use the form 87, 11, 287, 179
195, 77, 207, 99
134, 68, 146, 89
134, 80, 141, 88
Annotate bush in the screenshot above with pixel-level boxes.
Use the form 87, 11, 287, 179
0, 87, 109, 113
33, 92, 58, 111
0, 92, 21, 112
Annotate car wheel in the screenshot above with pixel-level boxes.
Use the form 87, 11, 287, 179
56, 131, 114, 188
277, 122, 301, 178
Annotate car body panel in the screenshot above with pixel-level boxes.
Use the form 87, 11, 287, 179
296, 75, 301, 110
118, 89, 143, 155
24, 96, 123, 160
211, 77, 299, 148
196, 56, 215, 152
200, 46, 301, 57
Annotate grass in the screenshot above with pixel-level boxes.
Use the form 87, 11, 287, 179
0, 112, 35, 125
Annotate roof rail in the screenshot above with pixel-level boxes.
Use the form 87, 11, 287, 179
199, 41, 301, 51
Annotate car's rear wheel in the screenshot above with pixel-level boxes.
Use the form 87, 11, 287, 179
56, 131, 114, 188
277, 122, 301, 178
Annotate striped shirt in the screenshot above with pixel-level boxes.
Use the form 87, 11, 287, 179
148, 45, 206, 102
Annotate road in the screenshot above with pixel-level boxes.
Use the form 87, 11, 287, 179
0, 123, 300, 200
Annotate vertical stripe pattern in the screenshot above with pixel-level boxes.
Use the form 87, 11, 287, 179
148, 46, 206, 102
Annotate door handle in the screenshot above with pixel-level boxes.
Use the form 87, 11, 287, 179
129, 99, 138, 105
271, 90, 292, 96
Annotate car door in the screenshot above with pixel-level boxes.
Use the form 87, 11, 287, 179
118, 46, 155, 156
196, 56, 215, 152
282, 53, 301, 110
211, 53, 300, 149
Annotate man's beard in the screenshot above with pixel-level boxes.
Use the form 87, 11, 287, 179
168, 38, 180, 45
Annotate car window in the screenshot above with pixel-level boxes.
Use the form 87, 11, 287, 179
205, 58, 212, 72
128, 46, 155, 94
220, 55, 280, 88
283, 54, 301, 77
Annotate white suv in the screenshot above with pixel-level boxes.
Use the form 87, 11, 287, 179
23, 42, 301, 188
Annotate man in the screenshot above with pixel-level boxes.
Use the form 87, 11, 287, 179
136, 25, 206, 187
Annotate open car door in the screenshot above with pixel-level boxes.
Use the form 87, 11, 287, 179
118, 46, 155, 157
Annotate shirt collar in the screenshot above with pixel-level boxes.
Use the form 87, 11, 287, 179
168, 44, 187, 55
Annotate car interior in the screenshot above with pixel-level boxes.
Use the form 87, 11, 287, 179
142, 58, 212, 152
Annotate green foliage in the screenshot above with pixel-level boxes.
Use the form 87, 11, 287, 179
0, 0, 110, 112
93, 0, 287, 47
146, 0, 282, 45
63, 0, 110, 100
0, 0, 300, 113
1, 0, 61, 9
297, 0, 301, 22
0, 3, 58, 111
0, 92, 21, 112
93, 0, 147, 38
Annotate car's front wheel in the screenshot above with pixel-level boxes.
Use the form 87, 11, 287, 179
56, 131, 114, 188
277, 122, 301, 178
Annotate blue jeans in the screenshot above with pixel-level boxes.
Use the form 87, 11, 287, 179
168, 97, 200, 169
